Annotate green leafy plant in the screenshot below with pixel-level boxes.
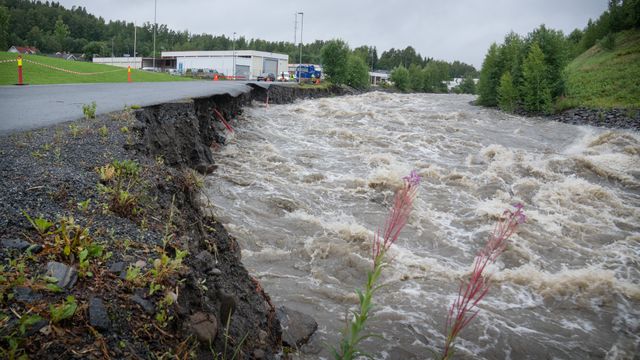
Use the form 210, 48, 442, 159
98, 125, 108, 139
77, 199, 91, 212
125, 264, 144, 286
82, 101, 97, 119
68, 124, 81, 138
77, 244, 104, 277
0, 313, 44, 359
22, 211, 53, 237
155, 291, 176, 327
49, 295, 78, 323
97, 159, 142, 218
53, 216, 92, 259
148, 249, 187, 295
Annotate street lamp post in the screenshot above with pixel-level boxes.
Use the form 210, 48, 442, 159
232, 32, 236, 79
153, 0, 157, 71
298, 11, 303, 83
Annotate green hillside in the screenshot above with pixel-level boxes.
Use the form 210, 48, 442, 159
559, 29, 640, 110
0, 52, 192, 85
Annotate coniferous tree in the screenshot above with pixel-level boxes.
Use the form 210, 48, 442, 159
477, 43, 501, 106
497, 71, 518, 113
521, 43, 552, 113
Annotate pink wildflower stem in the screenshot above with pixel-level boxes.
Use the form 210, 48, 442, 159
372, 171, 420, 262
442, 204, 525, 359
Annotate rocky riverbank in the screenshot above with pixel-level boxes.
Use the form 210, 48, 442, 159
550, 107, 640, 131
0, 83, 351, 359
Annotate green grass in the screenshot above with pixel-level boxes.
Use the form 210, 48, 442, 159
0, 52, 193, 85
558, 29, 640, 110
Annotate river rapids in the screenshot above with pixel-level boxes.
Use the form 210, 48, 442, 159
202, 92, 640, 359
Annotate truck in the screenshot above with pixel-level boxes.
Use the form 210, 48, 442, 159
295, 64, 322, 80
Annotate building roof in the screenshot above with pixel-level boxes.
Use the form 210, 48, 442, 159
8, 46, 39, 54
161, 50, 288, 61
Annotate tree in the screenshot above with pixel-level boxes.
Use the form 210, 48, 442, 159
26, 26, 43, 47
321, 39, 350, 85
526, 25, 569, 98
521, 43, 552, 113
408, 63, 424, 92
457, 76, 476, 94
83, 41, 107, 58
54, 15, 70, 51
422, 61, 449, 93
477, 43, 501, 106
390, 65, 410, 92
497, 72, 518, 112
0, 6, 9, 51
498, 32, 525, 90
345, 54, 370, 89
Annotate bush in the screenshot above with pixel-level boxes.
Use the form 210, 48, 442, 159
390, 66, 410, 92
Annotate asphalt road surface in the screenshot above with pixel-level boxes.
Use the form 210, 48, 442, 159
0, 81, 278, 134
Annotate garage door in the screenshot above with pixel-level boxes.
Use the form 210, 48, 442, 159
235, 65, 250, 80
263, 58, 278, 74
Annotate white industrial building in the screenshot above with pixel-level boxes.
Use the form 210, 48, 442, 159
93, 57, 143, 69
161, 50, 288, 80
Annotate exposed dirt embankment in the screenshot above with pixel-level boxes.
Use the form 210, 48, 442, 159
0, 84, 348, 359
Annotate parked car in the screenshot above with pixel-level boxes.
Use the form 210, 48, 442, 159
257, 73, 276, 81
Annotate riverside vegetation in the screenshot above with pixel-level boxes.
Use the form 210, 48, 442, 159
477, 0, 640, 114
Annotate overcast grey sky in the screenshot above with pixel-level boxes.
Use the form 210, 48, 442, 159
56, 0, 608, 68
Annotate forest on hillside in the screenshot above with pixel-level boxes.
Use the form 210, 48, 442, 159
476, 0, 640, 113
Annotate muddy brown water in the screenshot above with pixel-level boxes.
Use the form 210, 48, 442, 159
202, 92, 640, 359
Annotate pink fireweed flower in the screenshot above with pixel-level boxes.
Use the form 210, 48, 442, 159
403, 170, 422, 188
442, 204, 526, 359
372, 170, 421, 262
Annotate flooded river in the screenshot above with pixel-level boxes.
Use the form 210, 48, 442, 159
202, 92, 640, 359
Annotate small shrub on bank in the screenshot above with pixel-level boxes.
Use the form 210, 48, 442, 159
82, 101, 97, 119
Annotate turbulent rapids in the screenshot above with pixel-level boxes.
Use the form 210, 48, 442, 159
201, 92, 640, 359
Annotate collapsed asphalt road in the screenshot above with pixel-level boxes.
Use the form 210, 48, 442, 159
0, 81, 287, 134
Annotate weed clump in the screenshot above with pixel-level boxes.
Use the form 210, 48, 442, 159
96, 159, 143, 219
82, 101, 97, 120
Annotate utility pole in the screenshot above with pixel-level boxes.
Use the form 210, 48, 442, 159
153, 0, 157, 70
293, 13, 297, 44
232, 32, 236, 79
111, 37, 114, 57
134, 22, 137, 59
298, 11, 303, 83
